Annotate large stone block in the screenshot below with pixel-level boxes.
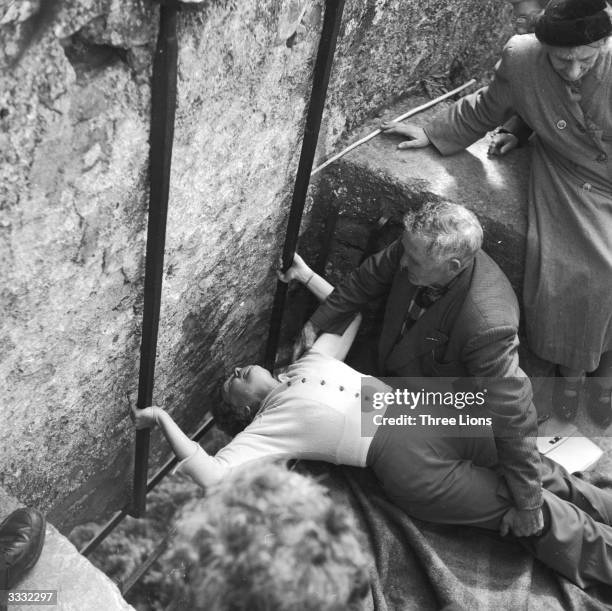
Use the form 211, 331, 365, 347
313, 99, 530, 290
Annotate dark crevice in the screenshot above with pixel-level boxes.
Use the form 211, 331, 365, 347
60, 32, 129, 76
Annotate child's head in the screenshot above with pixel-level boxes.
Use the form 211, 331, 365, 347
163, 462, 370, 610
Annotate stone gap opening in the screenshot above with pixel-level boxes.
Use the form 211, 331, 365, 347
60, 32, 129, 76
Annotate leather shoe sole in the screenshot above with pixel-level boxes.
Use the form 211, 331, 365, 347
0, 508, 46, 590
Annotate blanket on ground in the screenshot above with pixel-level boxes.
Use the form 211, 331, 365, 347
299, 463, 612, 611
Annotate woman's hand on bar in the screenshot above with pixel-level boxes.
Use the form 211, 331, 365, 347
277, 253, 313, 285
132, 405, 162, 429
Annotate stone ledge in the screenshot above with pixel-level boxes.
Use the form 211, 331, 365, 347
0, 488, 133, 611
315, 97, 530, 290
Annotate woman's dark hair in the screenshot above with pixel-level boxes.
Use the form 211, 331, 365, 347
211, 384, 257, 437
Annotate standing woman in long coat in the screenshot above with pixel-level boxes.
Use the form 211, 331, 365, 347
380, 0, 612, 425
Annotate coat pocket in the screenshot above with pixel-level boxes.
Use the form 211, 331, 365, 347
418, 328, 465, 377
421, 351, 467, 377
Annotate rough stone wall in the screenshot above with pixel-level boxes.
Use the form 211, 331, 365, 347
0, 0, 511, 530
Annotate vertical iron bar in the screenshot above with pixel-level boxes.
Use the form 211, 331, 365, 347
264, 0, 345, 371
130, 0, 180, 518
81, 417, 213, 557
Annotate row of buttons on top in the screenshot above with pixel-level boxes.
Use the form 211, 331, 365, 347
286, 378, 361, 398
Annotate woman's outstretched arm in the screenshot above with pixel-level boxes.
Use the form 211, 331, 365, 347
132, 405, 300, 489
278, 253, 361, 361
133, 406, 196, 459
132, 406, 226, 488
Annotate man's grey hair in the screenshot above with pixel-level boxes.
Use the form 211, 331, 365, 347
403, 201, 483, 263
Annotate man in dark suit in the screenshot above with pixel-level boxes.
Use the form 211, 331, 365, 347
296, 201, 544, 538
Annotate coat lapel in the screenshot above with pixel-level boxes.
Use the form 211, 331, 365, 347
377, 269, 417, 363
380, 259, 474, 375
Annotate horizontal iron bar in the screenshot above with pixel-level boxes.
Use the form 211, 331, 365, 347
120, 535, 171, 597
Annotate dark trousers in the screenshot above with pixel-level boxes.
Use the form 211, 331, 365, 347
368, 421, 612, 588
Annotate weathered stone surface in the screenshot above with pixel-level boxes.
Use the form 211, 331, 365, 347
0, 0, 514, 529
0, 487, 133, 610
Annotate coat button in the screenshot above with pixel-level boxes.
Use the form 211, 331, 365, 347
556, 119, 567, 130
301, 378, 306, 383
339, 386, 344, 391
287, 381, 292, 386
320, 380, 326, 385
355, 392, 360, 398
583, 182, 592, 191
597, 153, 608, 162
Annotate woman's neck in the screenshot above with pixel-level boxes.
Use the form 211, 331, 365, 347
254, 378, 282, 403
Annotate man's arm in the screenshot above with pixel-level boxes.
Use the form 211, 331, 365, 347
462, 327, 543, 535
309, 239, 403, 334
278, 254, 362, 361
292, 239, 403, 359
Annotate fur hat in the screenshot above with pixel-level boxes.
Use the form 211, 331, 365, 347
535, 0, 612, 46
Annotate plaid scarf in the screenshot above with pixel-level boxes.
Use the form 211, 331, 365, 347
399, 279, 458, 337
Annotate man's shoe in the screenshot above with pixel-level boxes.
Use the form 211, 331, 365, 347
0, 508, 45, 590
586, 384, 612, 428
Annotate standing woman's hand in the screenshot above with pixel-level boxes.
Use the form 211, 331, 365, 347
379, 121, 431, 149
488, 130, 520, 157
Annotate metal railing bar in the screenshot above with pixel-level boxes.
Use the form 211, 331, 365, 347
80, 509, 129, 558
145, 416, 215, 493
131, 0, 181, 518
264, 0, 346, 371
80, 416, 215, 557
120, 534, 171, 597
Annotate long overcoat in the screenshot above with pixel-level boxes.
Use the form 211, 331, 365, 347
425, 35, 612, 371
